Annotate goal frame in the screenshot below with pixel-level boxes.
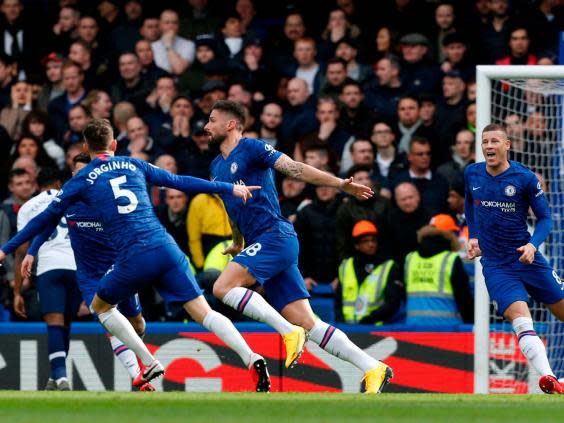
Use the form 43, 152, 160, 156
475, 65, 564, 393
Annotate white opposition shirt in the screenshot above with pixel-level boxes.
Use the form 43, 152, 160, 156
17, 189, 76, 276
152, 36, 195, 73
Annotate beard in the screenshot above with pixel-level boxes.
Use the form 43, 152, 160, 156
208, 132, 227, 146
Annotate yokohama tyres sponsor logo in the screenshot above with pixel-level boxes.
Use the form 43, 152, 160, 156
480, 200, 516, 212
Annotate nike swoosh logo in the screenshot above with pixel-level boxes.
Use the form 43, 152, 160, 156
472, 187, 480, 191
211, 176, 217, 182
66, 214, 76, 217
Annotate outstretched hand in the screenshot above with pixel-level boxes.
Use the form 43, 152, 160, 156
233, 185, 261, 203
517, 243, 536, 264
21, 254, 35, 279
340, 177, 374, 200
222, 243, 243, 257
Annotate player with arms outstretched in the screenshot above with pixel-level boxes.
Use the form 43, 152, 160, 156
205, 100, 393, 394
465, 123, 564, 394
0, 119, 271, 391
22, 153, 153, 390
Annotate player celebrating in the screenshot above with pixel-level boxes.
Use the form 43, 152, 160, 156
0, 119, 271, 392
205, 100, 393, 394
465, 123, 564, 394
22, 153, 153, 391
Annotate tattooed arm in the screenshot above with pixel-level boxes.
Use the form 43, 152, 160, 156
273, 154, 374, 200
223, 219, 244, 256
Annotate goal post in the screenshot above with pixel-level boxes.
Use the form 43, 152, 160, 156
475, 65, 564, 394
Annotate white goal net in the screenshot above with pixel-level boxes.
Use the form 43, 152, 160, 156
476, 66, 564, 394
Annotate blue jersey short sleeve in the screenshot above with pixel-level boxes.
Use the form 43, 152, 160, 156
210, 138, 294, 243
465, 161, 551, 266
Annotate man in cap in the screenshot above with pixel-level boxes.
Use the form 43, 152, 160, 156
337, 220, 404, 325
399, 32, 440, 96
404, 213, 474, 325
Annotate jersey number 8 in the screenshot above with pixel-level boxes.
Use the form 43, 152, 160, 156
110, 176, 139, 214
241, 242, 262, 256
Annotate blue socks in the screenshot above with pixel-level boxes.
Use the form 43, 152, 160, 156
47, 325, 68, 381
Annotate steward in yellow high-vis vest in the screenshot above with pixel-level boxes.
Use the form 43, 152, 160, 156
404, 214, 474, 325
337, 220, 404, 324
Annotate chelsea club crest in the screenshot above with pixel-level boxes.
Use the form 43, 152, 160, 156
504, 185, 516, 196
230, 162, 238, 174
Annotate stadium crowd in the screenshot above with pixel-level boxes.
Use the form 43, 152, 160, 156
0, 0, 562, 325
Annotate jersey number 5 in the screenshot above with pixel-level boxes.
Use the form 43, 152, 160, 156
110, 176, 138, 214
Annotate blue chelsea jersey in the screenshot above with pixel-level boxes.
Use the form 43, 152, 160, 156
210, 138, 295, 243
64, 202, 116, 280
464, 161, 551, 266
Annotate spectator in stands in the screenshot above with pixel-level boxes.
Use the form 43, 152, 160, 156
336, 220, 404, 324
10, 156, 36, 186
144, 75, 177, 136
0, 0, 40, 80
386, 181, 429, 265
446, 179, 470, 260
230, 37, 271, 98
139, 15, 160, 43
82, 89, 113, 120
419, 93, 438, 132
347, 139, 374, 174
10, 135, 57, 170
135, 39, 168, 84
528, 0, 564, 57
257, 102, 293, 155
367, 26, 397, 66
21, 111, 64, 169
335, 165, 390, 260
370, 120, 406, 194
465, 102, 476, 134
110, 52, 150, 113
215, 13, 248, 63
478, 0, 513, 63
266, 11, 306, 70
431, 2, 456, 62
334, 37, 373, 87
288, 37, 323, 95
495, 25, 538, 66
109, 0, 144, 54
157, 94, 194, 151
298, 96, 352, 163
156, 188, 189, 255
76, 15, 107, 74
394, 95, 436, 155
227, 82, 253, 109
63, 104, 90, 146
51, 5, 80, 54
68, 40, 107, 91
367, 54, 405, 122
338, 80, 379, 140
152, 9, 194, 76
304, 144, 332, 171
36, 53, 64, 114
404, 214, 474, 325
117, 116, 162, 162
280, 77, 317, 145
392, 137, 449, 216
435, 70, 468, 160
437, 128, 475, 186
279, 175, 307, 223
112, 101, 136, 145
48, 61, 87, 141
440, 33, 474, 82
0, 53, 16, 110
294, 172, 341, 291
398, 33, 440, 96
178, 0, 221, 41
2, 168, 33, 237
318, 8, 361, 62
0, 80, 30, 141
318, 57, 351, 99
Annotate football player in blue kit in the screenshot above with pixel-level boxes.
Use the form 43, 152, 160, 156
465, 123, 564, 394
204, 100, 393, 394
0, 119, 271, 391
22, 153, 154, 391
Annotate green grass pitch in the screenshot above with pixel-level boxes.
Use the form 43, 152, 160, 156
0, 392, 562, 423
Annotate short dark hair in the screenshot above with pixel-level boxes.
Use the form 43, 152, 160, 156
210, 100, 246, 131
8, 168, 28, 183
341, 79, 362, 93
171, 94, 192, 108
346, 164, 371, 179
409, 136, 431, 151
482, 123, 507, 137
73, 152, 91, 167
37, 167, 61, 188
350, 138, 373, 153
83, 119, 114, 151
326, 57, 347, 69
